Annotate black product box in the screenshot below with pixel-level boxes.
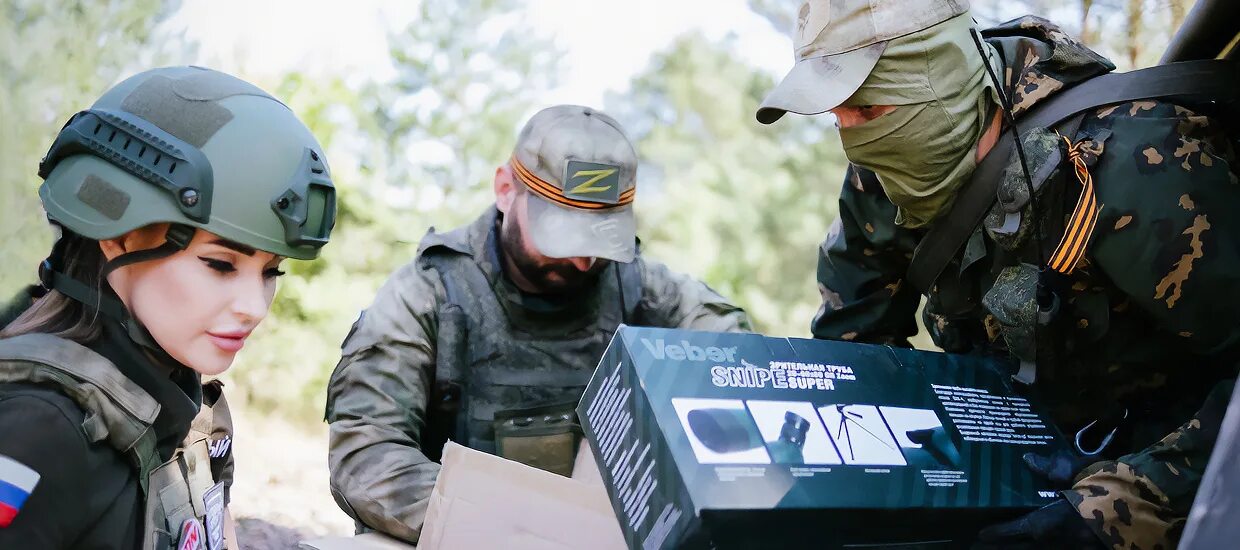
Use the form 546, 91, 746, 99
577, 326, 1068, 550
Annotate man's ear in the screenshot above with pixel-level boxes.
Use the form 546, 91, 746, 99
495, 164, 517, 214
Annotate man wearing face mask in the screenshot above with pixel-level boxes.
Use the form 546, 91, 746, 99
758, 1, 1239, 549
324, 104, 750, 543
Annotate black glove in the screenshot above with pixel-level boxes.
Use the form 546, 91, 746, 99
1022, 449, 1098, 489
973, 499, 1104, 550
972, 449, 1105, 549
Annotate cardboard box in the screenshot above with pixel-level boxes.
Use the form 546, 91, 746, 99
300, 532, 413, 550
577, 326, 1070, 549
418, 441, 626, 550
301, 441, 625, 550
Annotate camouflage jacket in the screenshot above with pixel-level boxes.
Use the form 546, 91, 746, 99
812, 17, 1239, 549
324, 206, 750, 543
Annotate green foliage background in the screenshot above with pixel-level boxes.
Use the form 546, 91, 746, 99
0, 0, 1195, 425
0, 0, 186, 294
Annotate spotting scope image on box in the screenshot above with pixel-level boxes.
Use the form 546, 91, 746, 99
578, 326, 1069, 550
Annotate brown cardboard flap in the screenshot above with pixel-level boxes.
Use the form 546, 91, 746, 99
571, 439, 605, 487
419, 441, 625, 550
298, 532, 414, 550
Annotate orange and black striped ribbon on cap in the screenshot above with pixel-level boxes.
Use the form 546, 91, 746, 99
1048, 136, 1101, 274
511, 156, 634, 210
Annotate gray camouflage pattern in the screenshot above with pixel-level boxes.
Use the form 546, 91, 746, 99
324, 207, 749, 543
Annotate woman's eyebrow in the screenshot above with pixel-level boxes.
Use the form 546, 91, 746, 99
209, 239, 257, 256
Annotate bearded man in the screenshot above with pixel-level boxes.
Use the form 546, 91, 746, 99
325, 104, 749, 543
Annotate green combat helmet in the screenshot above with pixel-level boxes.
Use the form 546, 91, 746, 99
34, 66, 336, 342
39, 65, 335, 259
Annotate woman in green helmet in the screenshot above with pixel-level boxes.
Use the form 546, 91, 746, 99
0, 66, 335, 549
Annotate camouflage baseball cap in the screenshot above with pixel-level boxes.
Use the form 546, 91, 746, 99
510, 105, 638, 263
756, 0, 970, 124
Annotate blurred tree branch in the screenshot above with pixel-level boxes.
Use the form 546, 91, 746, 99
607, 33, 845, 336
1126, 0, 1144, 67
358, 0, 563, 229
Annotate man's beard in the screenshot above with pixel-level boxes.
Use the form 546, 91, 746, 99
501, 219, 607, 295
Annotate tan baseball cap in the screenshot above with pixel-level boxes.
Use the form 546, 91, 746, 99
756, 0, 971, 124
510, 105, 638, 263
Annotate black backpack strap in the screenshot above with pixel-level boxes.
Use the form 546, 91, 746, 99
421, 253, 475, 462
616, 259, 643, 324
908, 59, 1240, 294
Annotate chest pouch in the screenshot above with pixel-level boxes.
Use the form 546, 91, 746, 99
492, 401, 581, 477
143, 436, 215, 550
981, 263, 1040, 364
983, 127, 1065, 251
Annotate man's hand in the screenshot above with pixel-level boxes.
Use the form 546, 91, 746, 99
1022, 449, 1098, 488
974, 499, 1104, 549
972, 449, 1106, 549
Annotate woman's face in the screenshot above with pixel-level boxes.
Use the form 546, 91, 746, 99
102, 225, 285, 375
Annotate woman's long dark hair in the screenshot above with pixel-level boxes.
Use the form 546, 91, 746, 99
0, 232, 107, 343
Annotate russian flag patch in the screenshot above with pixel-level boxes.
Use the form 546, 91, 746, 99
0, 455, 40, 528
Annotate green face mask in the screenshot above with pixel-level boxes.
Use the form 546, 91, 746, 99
837, 13, 1000, 228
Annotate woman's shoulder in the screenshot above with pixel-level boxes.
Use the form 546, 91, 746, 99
0, 384, 106, 455
0, 334, 117, 434
0, 385, 138, 542
0, 382, 91, 430
0, 384, 132, 488
0, 333, 160, 418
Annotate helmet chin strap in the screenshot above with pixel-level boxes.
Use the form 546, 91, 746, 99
97, 224, 195, 282
40, 223, 195, 355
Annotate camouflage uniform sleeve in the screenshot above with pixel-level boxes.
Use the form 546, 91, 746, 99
324, 261, 444, 544
811, 165, 922, 345
1064, 101, 1240, 549
636, 258, 752, 333
1065, 380, 1235, 550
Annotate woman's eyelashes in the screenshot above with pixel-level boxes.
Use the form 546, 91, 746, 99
199, 256, 236, 274
199, 256, 284, 279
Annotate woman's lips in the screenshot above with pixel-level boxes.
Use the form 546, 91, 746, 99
207, 331, 250, 353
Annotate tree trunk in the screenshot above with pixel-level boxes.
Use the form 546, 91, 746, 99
1080, 0, 1095, 46
1169, 0, 1189, 31
1126, 0, 1143, 68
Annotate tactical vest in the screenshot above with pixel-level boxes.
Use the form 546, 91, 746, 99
417, 221, 641, 475
0, 334, 220, 549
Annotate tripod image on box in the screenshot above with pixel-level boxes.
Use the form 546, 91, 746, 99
818, 404, 907, 465
833, 405, 897, 461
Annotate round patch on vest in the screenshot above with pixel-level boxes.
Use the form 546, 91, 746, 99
179, 517, 205, 550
